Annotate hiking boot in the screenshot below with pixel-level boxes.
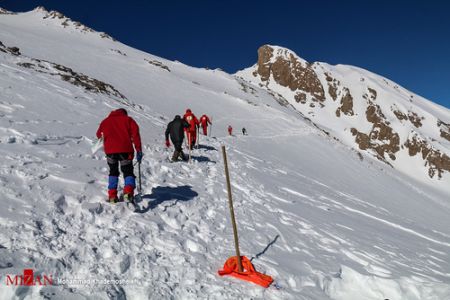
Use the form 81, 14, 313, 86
123, 193, 134, 203
179, 151, 187, 161
172, 150, 180, 161
108, 197, 119, 204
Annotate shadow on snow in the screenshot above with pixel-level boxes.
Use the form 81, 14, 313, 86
134, 185, 198, 214
250, 235, 280, 262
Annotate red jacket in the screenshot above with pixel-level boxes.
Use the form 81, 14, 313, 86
200, 115, 211, 128
96, 109, 142, 155
183, 111, 199, 132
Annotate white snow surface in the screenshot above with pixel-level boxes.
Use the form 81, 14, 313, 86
0, 8, 449, 300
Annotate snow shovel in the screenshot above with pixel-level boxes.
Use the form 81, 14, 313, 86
217, 145, 273, 288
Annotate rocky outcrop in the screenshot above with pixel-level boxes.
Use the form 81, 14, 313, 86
408, 112, 423, 128
37, 7, 115, 40
393, 108, 424, 128
2, 38, 126, 100
438, 120, 450, 142
325, 73, 339, 101
351, 89, 400, 161
253, 45, 325, 104
0, 41, 20, 56
0, 8, 14, 15
405, 134, 450, 178
18, 59, 126, 99
336, 88, 354, 117
244, 44, 450, 180
393, 109, 408, 121
144, 59, 170, 72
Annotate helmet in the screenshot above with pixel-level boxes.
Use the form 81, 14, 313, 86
186, 109, 191, 114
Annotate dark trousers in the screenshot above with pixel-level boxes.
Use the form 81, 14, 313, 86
107, 153, 135, 178
172, 141, 186, 161
173, 141, 183, 152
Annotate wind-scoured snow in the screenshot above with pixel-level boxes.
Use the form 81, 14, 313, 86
0, 8, 449, 300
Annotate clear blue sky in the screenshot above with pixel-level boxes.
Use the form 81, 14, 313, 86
2, 0, 450, 108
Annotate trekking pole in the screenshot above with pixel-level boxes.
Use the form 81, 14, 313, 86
188, 134, 192, 163
197, 126, 200, 148
209, 117, 212, 137
138, 161, 142, 194
221, 145, 243, 272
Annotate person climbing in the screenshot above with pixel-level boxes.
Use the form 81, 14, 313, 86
242, 127, 247, 135
228, 125, 233, 136
199, 114, 212, 135
96, 108, 142, 203
183, 108, 199, 149
165, 115, 190, 162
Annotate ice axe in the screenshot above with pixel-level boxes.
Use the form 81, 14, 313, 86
218, 145, 273, 288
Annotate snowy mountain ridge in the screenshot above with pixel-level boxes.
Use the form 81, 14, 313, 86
237, 45, 450, 186
0, 7, 450, 300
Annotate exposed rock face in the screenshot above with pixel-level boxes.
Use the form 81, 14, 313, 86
254, 45, 325, 103
1, 39, 126, 100
242, 45, 450, 180
36, 7, 115, 40
408, 112, 423, 128
0, 8, 14, 15
144, 59, 170, 72
19, 60, 126, 99
438, 120, 450, 142
393, 109, 408, 121
0, 41, 20, 56
325, 73, 339, 101
336, 88, 354, 117
405, 134, 450, 178
351, 90, 400, 161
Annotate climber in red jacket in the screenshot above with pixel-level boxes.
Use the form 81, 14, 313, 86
199, 114, 212, 135
96, 108, 142, 203
183, 108, 199, 149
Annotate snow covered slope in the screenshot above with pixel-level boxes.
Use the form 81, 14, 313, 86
237, 45, 450, 189
0, 7, 449, 300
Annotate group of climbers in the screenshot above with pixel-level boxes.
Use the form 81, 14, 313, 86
96, 107, 250, 203
165, 109, 211, 162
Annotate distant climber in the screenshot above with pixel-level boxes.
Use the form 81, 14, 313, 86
228, 125, 233, 136
96, 108, 142, 203
199, 114, 212, 135
165, 115, 190, 162
242, 127, 247, 135
183, 108, 199, 149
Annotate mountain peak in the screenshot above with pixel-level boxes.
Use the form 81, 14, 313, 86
259, 44, 308, 65
0, 7, 14, 15
32, 6, 49, 14
238, 44, 450, 183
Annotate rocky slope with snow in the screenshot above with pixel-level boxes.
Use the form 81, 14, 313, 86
237, 45, 450, 186
0, 7, 449, 300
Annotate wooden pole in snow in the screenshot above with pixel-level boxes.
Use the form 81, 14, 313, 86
221, 145, 243, 272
